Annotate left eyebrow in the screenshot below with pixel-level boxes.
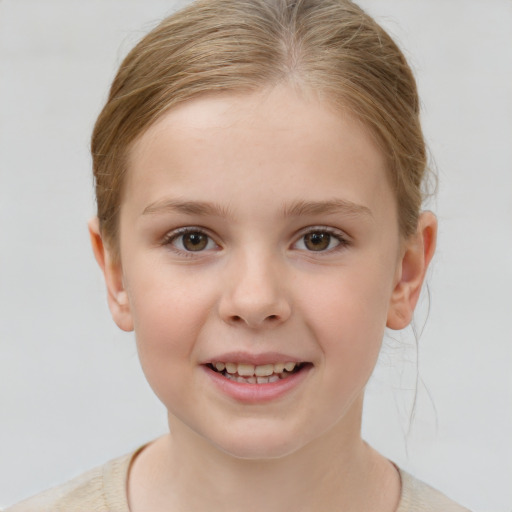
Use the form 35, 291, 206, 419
282, 199, 373, 219
142, 199, 232, 217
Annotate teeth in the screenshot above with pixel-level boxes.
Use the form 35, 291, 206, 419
273, 363, 285, 373
237, 364, 255, 376
255, 364, 274, 377
225, 362, 237, 374
212, 361, 300, 378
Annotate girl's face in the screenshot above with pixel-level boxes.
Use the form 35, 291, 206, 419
97, 85, 421, 459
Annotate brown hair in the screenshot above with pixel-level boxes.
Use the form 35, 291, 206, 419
92, 0, 430, 258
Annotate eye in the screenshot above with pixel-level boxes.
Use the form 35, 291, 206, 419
165, 229, 218, 253
293, 229, 348, 252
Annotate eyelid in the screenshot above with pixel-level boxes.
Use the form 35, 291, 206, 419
162, 226, 220, 255
160, 225, 350, 256
292, 225, 351, 252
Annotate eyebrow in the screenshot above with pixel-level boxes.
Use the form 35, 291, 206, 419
142, 198, 372, 219
142, 199, 232, 217
282, 199, 373, 219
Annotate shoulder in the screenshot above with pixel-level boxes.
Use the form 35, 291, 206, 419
396, 468, 472, 512
4, 450, 135, 512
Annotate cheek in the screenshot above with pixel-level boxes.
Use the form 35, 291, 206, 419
297, 264, 393, 380
302, 263, 392, 333
123, 266, 218, 392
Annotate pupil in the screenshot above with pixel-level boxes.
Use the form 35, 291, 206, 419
183, 233, 207, 251
305, 232, 330, 251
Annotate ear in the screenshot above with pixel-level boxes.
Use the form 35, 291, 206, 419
88, 217, 134, 332
386, 211, 437, 330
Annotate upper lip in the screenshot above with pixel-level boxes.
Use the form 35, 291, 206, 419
201, 351, 305, 366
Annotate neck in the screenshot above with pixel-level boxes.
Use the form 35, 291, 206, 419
128, 396, 400, 512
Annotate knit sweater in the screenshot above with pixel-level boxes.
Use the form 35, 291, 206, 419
5, 449, 471, 512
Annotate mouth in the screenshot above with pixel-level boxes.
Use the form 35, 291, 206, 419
206, 361, 310, 384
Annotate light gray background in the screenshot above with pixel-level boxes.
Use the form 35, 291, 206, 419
1, 1, 511, 510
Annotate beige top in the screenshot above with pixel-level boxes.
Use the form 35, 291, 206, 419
5, 449, 471, 512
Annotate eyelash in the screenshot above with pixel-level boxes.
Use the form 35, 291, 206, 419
293, 226, 350, 254
162, 227, 219, 257
162, 226, 350, 256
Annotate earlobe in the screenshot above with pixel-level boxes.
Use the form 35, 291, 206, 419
88, 217, 134, 332
386, 212, 437, 330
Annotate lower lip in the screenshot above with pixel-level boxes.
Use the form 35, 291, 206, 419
202, 365, 312, 403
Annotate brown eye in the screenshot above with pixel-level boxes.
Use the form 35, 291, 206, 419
294, 229, 345, 253
181, 232, 209, 251
168, 230, 217, 253
303, 232, 332, 251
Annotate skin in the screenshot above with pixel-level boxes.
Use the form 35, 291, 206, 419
90, 84, 436, 512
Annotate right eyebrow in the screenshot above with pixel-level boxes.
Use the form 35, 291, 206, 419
142, 199, 232, 217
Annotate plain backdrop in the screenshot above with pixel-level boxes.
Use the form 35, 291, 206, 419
1, 1, 511, 510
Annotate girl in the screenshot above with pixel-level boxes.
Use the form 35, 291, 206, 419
4, 0, 480, 510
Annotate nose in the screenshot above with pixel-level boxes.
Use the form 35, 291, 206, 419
218, 250, 291, 329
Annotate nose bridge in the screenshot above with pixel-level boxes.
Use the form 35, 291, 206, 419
219, 243, 291, 328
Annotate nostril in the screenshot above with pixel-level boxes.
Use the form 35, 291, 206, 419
228, 313, 279, 326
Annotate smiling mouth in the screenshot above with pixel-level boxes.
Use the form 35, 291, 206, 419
206, 361, 309, 384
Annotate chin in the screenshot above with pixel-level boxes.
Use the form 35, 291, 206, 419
205, 422, 314, 461
217, 438, 300, 460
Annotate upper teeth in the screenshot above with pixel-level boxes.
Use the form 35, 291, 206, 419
214, 362, 297, 376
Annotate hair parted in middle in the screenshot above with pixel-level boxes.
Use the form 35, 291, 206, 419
92, 0, 428, 260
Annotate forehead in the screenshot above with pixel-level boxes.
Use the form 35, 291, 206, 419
124, 85, 394, 221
